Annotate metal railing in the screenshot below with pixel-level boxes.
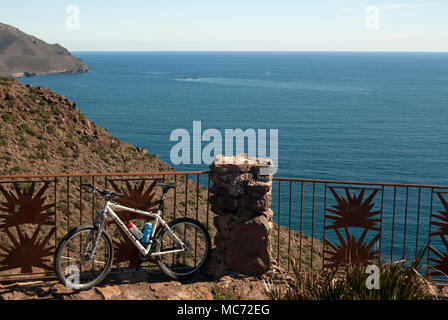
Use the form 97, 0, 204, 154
1, 171, 448, 284
0, 171, 211, 281
271, 177, 448, 283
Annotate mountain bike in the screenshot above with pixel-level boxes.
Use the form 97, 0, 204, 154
54, 182, 211, 290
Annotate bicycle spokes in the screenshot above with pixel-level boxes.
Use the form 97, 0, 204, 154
157, 220, 210, 277
56, 228, 112, 289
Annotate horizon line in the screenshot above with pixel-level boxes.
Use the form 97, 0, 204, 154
70, 50, 448, 53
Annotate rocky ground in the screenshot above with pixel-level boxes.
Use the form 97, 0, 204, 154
0, 270, 279, 300
4, 268, 447, 301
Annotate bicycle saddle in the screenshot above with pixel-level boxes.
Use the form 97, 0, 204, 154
156, 182, 178, 189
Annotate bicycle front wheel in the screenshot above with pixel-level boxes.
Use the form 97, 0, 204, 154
155, 218, 211, 279
54, 226, 114, 290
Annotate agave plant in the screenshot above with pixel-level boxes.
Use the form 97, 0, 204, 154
271, 247, 436, 300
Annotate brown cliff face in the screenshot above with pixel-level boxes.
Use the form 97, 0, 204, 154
0, 77, 170, 175
0, 23, 90, 77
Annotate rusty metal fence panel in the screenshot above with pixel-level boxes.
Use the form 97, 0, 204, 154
271, 178, 448, 284
2, 172, 448, 284
0, 171, 212, 281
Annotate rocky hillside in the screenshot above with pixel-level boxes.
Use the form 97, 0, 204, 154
0, 77, 170, 175
0, 23, 90, 77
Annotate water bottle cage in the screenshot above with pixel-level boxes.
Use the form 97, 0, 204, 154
141, 238, 152, 245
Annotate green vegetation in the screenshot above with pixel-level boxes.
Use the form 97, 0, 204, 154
1, 113, 16, 123
30, 151, 51, 161
35, 109, 50, 121
211, 284, 236, 300
0, 154, 11, 161
0, 77, 13, 87
16, 182, 32, 189
66, 131, 74, 140
46, 125, 56, 136
22, 124, 37, 137
51, 107, 60, 116
29, 86, 39, 94
110, 141, 120, 151
94, 145, 109, 162
80, 134, 93, 145
10, 166, 22, 173
266, 247, 435, 300
0, 134, 7, 146
37, 142, 48, 150
56, 146, 69, 158
18, 138, 28, 147
29, 93, 39, 102
72, 148, 80, 159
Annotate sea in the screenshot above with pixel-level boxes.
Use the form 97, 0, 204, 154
18, 51, 448, 263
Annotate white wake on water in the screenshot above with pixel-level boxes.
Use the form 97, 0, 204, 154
174, 77, 369, 93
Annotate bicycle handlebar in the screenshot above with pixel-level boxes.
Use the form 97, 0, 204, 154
81, 184, 124, 199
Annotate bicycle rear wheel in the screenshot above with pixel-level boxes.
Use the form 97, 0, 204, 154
54, 226, 113, 290
155, 218, 211, 279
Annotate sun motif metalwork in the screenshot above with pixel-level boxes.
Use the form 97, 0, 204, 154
431, 193, 448, 237
106, 179, 160, 268
0, 182, 55, 228
0, 226, 55, 273
108, 179, 160, 223
428, 192, 448, 277
324, 187, 382, 269
326, 188, 381, 231
324, 229, 380, 269
428, 235, 448, 276
0, 181, 56, 275
112, 227, 140, 268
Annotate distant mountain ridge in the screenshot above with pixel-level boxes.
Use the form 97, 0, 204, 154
0, 22, 90, 77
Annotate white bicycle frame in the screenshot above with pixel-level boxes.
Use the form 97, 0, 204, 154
100, 201, 186, 257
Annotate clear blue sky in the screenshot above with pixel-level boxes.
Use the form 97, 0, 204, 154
1, 0, 447, 51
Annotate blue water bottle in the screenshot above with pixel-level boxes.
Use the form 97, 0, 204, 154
141, 222, 152, 244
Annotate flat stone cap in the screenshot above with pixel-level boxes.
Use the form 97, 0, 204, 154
211, 154, 274, 175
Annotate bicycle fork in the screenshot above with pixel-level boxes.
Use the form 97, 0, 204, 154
83, 210, 107, 260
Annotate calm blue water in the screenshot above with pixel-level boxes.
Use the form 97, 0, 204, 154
19, 52, 448, 263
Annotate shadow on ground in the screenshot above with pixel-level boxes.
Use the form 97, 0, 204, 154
0, 269, 270, 300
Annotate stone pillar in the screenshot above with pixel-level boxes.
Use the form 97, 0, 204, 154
207, 154, 274, 277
